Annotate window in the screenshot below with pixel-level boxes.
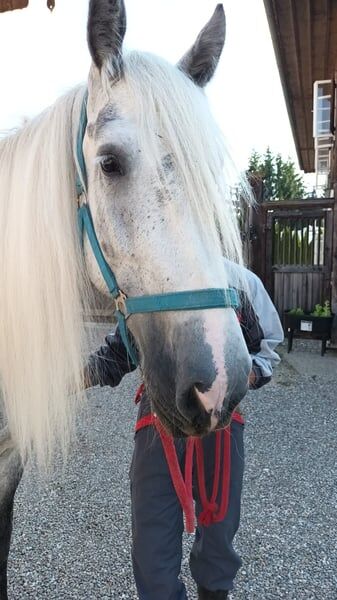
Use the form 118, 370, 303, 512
313, 80, 333, 139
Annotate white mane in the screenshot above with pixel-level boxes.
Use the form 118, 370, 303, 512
0, 85, 89, 465
0, 51, 247, 466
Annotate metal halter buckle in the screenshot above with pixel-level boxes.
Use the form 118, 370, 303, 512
114, 291, 127, 315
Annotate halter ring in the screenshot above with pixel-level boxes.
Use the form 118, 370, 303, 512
114, 291, 127, 315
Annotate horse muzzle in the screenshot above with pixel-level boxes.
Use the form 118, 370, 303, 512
142, 314, 251, 438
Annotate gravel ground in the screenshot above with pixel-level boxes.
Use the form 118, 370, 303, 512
7, 336, 337, 599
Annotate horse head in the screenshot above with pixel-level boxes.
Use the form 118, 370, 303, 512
83, 0, 251, 436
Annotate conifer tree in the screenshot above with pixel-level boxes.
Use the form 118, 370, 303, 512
248, 149, 305, 201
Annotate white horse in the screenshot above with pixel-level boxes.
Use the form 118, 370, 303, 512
0, 1, 251, 596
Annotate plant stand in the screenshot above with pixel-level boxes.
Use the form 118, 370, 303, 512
286, 328, 329, 356
284, 312, 334, 356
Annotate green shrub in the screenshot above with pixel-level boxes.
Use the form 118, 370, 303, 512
288, 301, 332, 317
288, 308, 305, 316
310, 301, 332, 317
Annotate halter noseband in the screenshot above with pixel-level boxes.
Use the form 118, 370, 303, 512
75, 93, 240, 366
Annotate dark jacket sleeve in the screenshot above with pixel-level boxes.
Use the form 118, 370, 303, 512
239, 292, 272, 390
85, 328, 137, 388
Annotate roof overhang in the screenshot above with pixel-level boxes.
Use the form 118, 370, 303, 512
264, 0, 337, 173
0, 0, 28, 11
0, 0, 54, 12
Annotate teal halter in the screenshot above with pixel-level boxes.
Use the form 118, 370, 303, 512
76, 93, 240, 366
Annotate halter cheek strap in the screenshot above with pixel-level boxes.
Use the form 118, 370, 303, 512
77, 204, 139, 366
75, 92, 240, 366
75, 91, 88, 198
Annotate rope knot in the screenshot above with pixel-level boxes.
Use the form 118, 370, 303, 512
198, 502, 219, 527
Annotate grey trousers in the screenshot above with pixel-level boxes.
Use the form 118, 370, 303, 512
129, 419, 244, 600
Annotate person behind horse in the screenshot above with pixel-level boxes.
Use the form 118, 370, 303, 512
85, 261, 284, 599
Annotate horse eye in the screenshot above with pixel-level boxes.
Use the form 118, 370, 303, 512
101, 156, 125, 176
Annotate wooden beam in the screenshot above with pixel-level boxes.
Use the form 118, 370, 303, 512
294, 0, 313, 171
323, 0, 330, 78
260, 198, 334, 210
263, 0, 307, 171
0, 0, 55, 12
0, 0, 28, 12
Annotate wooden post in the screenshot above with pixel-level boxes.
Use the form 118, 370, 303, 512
246, 175, 267, 282
249, 203, 267, 283
330, 190, 337, 344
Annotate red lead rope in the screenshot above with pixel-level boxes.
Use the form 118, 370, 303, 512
135, 405, 243, 534
156, 420, 196, 534
135, 413, 195, 533
195, 428, 231, 527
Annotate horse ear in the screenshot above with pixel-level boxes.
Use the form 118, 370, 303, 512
178, 4, 226, 87
87, 0, 126, 73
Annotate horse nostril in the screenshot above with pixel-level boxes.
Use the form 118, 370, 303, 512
185, 385, 201, 411
194, 381, 210, 394
176, 384, 211, 434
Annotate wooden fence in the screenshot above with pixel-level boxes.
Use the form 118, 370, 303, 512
245, 198, 335, 318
